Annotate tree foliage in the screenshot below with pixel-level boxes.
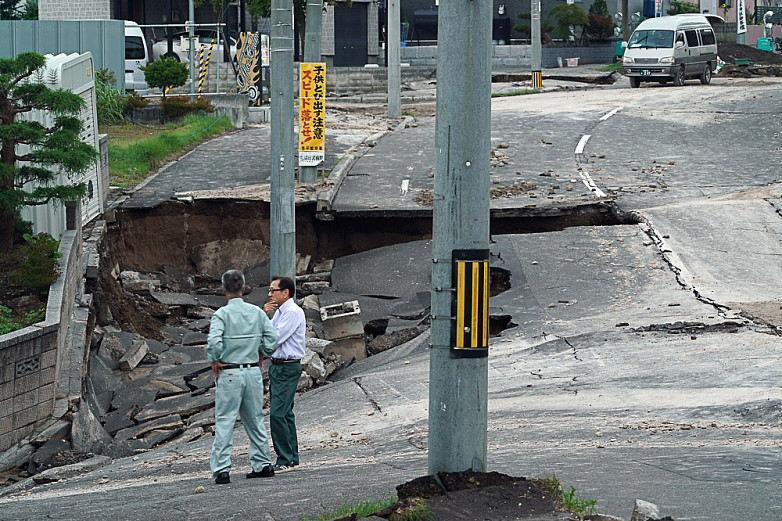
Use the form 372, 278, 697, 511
549, 3, 589, 41
1, 0, 38, 20
586, 0, 615, 41
140, 58, 188, 101
667, 1, 700, 15
0, 52, 98, 252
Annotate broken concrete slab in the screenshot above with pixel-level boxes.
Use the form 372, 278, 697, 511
244, 260, 271, 288
194, 294, 229, 309
28, 439, 72, 475
109, 385, 158, 413
182, 331, 208, 346
312, 259, 334, 273
31, 455, 112, 485
30, 420, 71, 446
98, 330, 135, 367
161, 326, 190, 345
317, 291, 403, 326
297, 372, 313, 391
185, 318, 211, 332
320, 300, 364, 340
142, 428, 184, 447
134, 392, 215, 423
306, 337, 332, 355
323, 335, 366, 362
150, 291, 199, 307
160, 265, 195, 292
146, 339, 171, 355
159, 426, 204, 448
301, 281, 330, 295
101, 408, 137, 436
119, 337, 150, 371
296, 254, 312, 276
142, 378, 190, 397
302, 349, 327, 384
186, 370, 215, 391
104, 438, 150, 459
186, 408, 215, 428
331, 240, 431, 301
113, 414, 184, 442
367, 327, 424, 356
120, 271, 161, 293
631, 500, 670, 521
72, 402, 112, 453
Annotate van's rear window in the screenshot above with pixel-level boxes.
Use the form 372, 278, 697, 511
125, 36, 146, 60
628, 30, 674, 49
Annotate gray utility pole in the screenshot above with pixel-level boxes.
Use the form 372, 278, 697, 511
387, 0, 401, 118
189, 0, 195, 102
621, 0, 629, 41
428, 0, 491, 475
531, 0, 541, 88
299, 0, 323, 184
270, 0, 297, 281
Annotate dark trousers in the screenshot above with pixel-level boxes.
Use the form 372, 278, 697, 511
269, 362, 300, 466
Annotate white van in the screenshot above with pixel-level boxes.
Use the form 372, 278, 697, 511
124, 21, 149, 95
622, 14, 721, 88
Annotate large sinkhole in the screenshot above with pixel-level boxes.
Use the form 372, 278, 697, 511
98, 199, 623, 343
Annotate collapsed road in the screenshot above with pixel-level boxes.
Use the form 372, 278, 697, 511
1, 71, 781, 521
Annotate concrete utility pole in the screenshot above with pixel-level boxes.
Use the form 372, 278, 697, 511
428, 0, 491, 474
270, 0, 297, 281
299, 0, 323, 184
621, 0, 629, 41
387, 0, 401, 117
531, 0, 542, 88
189, 0, 195, 102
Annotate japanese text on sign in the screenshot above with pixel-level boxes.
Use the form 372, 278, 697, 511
299, 63, 326, 167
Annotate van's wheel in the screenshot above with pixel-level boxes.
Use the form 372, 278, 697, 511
629, 77, 641, 88
700, 64, 712, 85
673, 66, 685, 86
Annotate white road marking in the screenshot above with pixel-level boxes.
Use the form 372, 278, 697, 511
600, 107, 622, 121
400, 179, 409, 195
575, 134, 591, 155
579, 171, 606, 197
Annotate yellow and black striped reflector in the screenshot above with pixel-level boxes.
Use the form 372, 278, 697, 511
531, 71, 542, 89
451, 249, 489, 358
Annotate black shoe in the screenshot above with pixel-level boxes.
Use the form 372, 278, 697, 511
272, 463, 295, 474
215, 471, 230, 484
246, 464, 275, 479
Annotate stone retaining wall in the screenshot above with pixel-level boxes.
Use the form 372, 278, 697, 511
399, 44, 615, 69
0, 228, 83, 453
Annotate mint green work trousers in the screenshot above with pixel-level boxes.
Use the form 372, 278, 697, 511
210, 366, 272, 476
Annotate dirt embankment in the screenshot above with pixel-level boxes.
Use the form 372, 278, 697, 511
719, 41, 782, 65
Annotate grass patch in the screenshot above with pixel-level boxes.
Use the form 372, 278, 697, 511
299, 494, 397, 521
106, 113, 233, 188
0, 305, 46, 335
532, 474, 598, 519
492, 89, 540, 98
298, 494, 433, 521
600, 62, 623, 72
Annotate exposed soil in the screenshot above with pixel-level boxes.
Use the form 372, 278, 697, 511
370, 471, 574, 521
718, 41, 782, 65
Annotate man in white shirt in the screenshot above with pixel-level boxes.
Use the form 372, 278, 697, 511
263, 276, 306, 473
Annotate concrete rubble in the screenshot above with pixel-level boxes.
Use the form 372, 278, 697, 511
2, 254, 429, 487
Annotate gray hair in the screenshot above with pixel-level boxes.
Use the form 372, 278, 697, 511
221, 270, 245, 296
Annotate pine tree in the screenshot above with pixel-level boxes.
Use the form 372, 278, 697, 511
0, 52, 98, 252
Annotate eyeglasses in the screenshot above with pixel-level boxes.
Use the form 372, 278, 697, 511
268, 288, 283, 293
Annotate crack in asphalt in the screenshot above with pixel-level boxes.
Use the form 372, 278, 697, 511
352, 376, 383, 412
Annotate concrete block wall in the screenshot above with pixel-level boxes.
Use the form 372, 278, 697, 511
542, 45, 615, 68
400, 44, 615, 68
38, 0, 110, 20
0, 229, 83, 453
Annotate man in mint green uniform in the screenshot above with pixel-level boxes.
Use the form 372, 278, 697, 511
208, 270, 279, 484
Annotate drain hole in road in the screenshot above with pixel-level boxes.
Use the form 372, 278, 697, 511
490, 267, 511, 297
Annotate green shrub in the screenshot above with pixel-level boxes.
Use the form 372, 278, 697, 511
162, 96, 214, 118
549, 3, 589, 41
0, 305, 46, 335
95, 68, 127, 125
11, 233, 62, 294
141, 58, 188, 101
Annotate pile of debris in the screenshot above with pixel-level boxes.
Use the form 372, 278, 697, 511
5, 256, 424, 486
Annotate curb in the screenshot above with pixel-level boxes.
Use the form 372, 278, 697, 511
315, 116, 414, 215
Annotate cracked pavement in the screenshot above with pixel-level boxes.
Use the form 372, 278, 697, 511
2, 75, 782, 520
